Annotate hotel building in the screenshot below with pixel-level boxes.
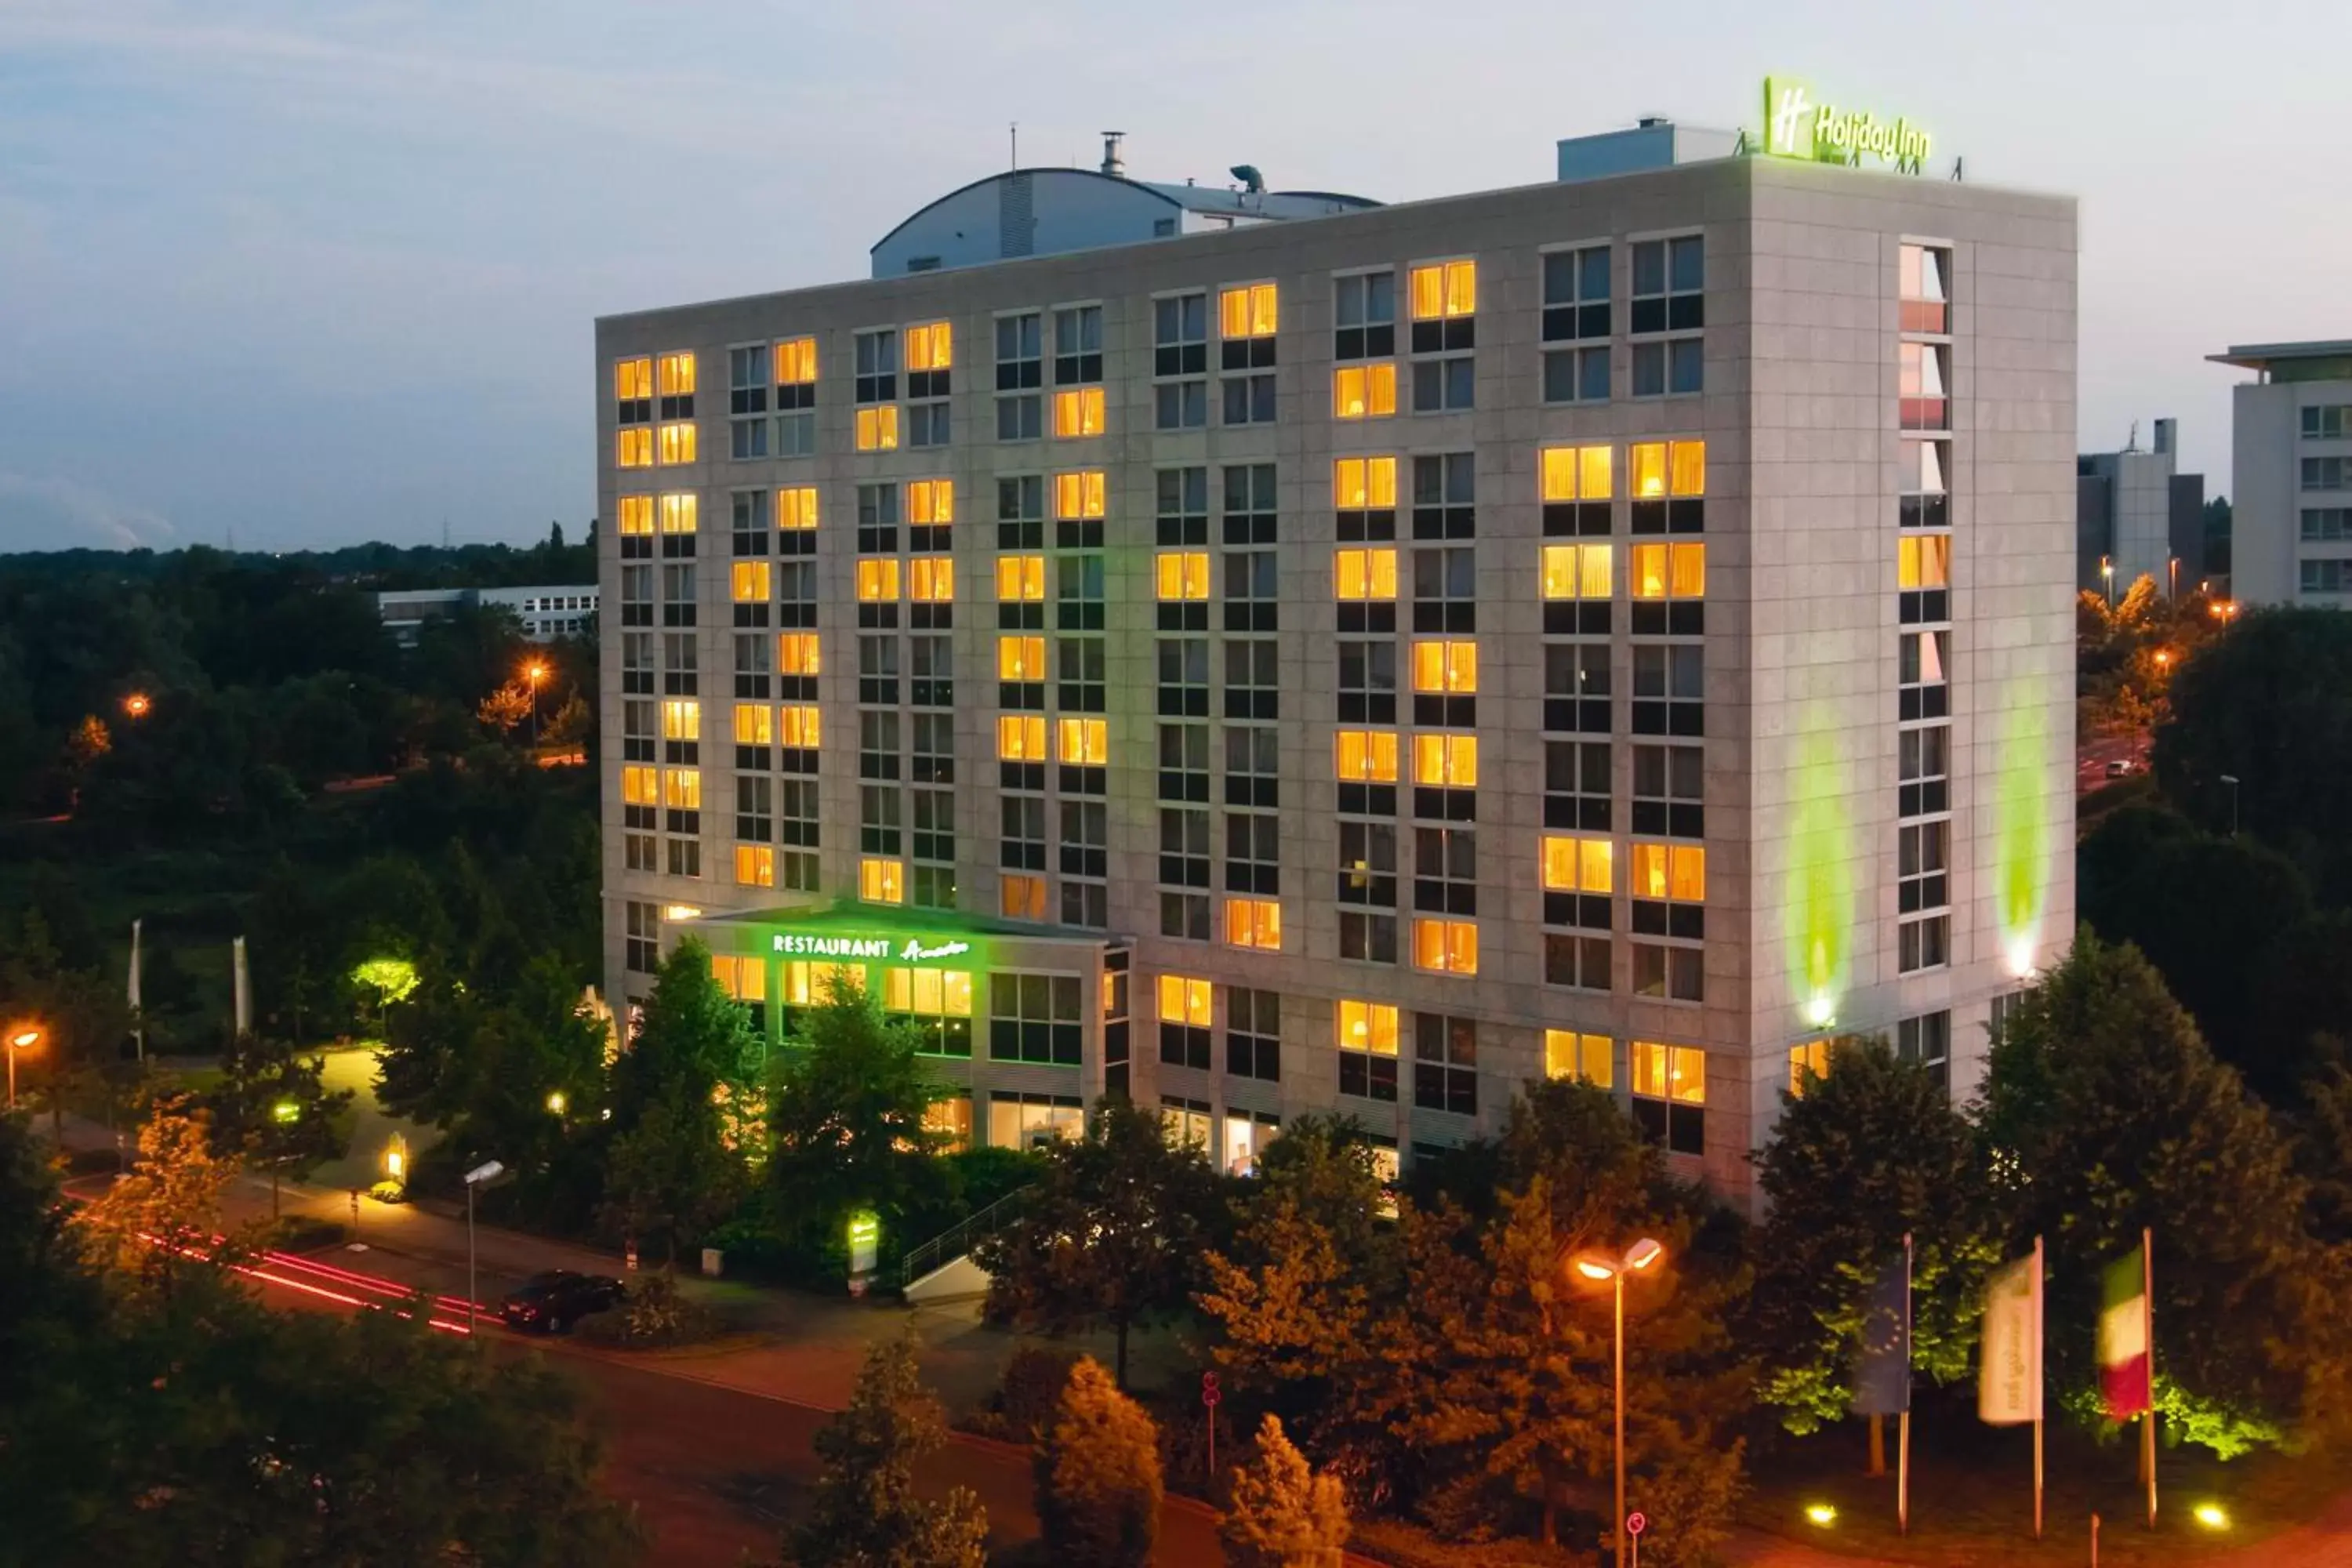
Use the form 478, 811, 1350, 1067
2209, 340, 2352, 606
596, 117, 2077, 1196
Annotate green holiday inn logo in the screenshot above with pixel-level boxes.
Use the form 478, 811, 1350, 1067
1762, 76, 1932, 171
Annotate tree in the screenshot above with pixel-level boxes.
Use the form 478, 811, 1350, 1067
1034, 1356, 1161, 1568
1748, 1038, 2001, 1439
1981, 930, 2352, 1454
1220, 1416, 1348, 1568
73, 1096, 239, 1297
601, 1083, 742, 1269
206, 1032, 354, 1218
767, 977, 955, 1252
350, 955, 421, 1035
477, 680, 533, 735
782, 1337, 988, 1568
977, 1098, 1221, 1388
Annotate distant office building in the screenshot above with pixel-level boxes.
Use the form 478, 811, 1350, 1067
375, 585, 599, 647
596, 103, 2077, 1198
2075, 419, 2205, 597
2211, 340, 2352, 606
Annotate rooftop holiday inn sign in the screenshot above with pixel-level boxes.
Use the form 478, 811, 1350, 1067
1762, 76, 1933, 171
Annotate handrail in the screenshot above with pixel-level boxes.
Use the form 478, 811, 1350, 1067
901, 1186, 1029, 1284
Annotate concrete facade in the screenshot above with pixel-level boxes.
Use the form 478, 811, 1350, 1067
2212, 342, 2352, 606
375, 584, 598, 646
595, 150, 2078, 1200
2076, 419, 2205, 596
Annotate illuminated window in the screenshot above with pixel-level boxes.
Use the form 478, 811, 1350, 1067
657, 493, 697, 537
617, 495, 654, 538
1335, 729, 1399, 782
1411, 733, 1479, 787
1156, 551, 1210, 601
1410, 641, 1479, 694
1900, 439, 1950, 530
1053, 387, 1105, 438
615, 357, 652, 401
660, 699, 700, 742
1632, 542, 1706, 600
710, 956, 766, 1005
662, 768, 701, 809
1412, 917, 1479, 975
1542, 543, 1613, 600
1541, 445, 1614, 503
1001, 873, 1049, 921
1631, 440, 1706, 501
1334, 456, 1399, 511
1900, 244, 1951, 334
1898, 534, 1951, 590
656, 352, 696, 397
1334, 363, 1397, 420
1337, 998, 1399, 1102
777, 486, 818, 532
884, 966, 973, 1017
780, 961, 866, 1006
1632, 842, 1706, 903
1900, 342, 1951, 431
620, 764, 658, 806
775, 633, 822, 684
860, 857, 905, 904
1334, 547, 1398, 601
996, 714, 1047, 760
779, 704, 821, 748
1410, 260, 1477, 320
1054, 470, 1107, 520
909, 557, 954, 603
1546, 1029, 1612, 1086
1789, 1039, 1833, 1098
906, 321, 951, 372
996, 556, 1045, 604
731, 561, 770, 603
857, 558, 901, 602
855, 406, 898, 451
1220, 283, 1279, 339
1225, 898, 1282, 950
657, 422, 698, 465
732, 703, 771, 746
1158, 974, 1212, 1025
998, 635, 1046, 681
1057, 717, 1108, 765
735, 844, 775, 887
616, 428, 652, 468
774, 337, 817, 387
1631, 1040, 1705, 1153
898, 481, 952, 531
1542, 835, 1614, 894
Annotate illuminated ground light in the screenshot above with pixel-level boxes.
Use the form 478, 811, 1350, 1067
1784, 718, 1855, 1029
1805, 1504, 1838, 1527
2194, 1503, 2229, 1530
1995, 689, 2052, 973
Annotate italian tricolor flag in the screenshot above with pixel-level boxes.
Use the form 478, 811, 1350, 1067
2100, 1240, 2153, 1418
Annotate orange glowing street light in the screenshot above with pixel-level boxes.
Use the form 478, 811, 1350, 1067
523, 659, 549, 746
5, 1024, 43, 1112
1573, 1238, 1668, 1566
122, 691, 151, 719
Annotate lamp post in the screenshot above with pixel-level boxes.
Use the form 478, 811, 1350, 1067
524, 661, 547, 748
2101, 555, 2114, 608
122, 691, 151, 719
5, 1025, 41, 1112
1574, 1236, 1667, 1567
463, 1160, 504, 1335
2220, 774, 2241, 839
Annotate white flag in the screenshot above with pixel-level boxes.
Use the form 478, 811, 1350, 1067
1979, 1249, 2043, 1425
233, 935, 251, 1038
128, 918, 143, 1011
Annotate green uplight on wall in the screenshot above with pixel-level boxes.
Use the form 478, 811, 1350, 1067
1994, 688, 2053, 978
1784, 717, 1856, 1029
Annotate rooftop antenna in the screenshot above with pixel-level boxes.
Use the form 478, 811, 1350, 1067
1100, 131, 1126, 178
1951, 156, 1965, 182
2126, 419, 2140, 453
1009, 121, 1017, 170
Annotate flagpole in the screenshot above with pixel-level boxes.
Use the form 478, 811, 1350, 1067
2032, 1235, 2045, 1541
2141, 1225, 2157, 1529
1898, 1232, 1913, 1537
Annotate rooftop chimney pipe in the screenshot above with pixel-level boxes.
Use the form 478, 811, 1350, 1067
1100, 132, 1126, 178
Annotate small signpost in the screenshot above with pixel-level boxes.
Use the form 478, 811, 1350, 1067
1626, 1511, 1647, 1568
1202, 1371, 1221, 1476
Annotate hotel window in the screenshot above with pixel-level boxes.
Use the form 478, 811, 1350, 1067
776, 631, 820, 698
2303, 559, 2352, 594
1788, 1039, 1833, 1098
1900, 723, 1950, 818
655, 419, 698, 466
1543, 642, 1611, 736
1900, 438, 1950, 530
1222, 463, 1276, 546
1225, 810, 1279, 897
1225, 724, 1279, 810
1631, 1041, 1705, 1155
617, 426, 653, 469
1334, 728, 1396, 815
1157, 637, 1209, 718
1153, 292, 1208, 430
2304, 405, 2352, 440
1542, 251, 1612, 403
1631, 841, 1705, 937
1412, 452, 1475, 543
1414, 826, 1475, 919
1335, 456, 1398, 546
1156, 465, 1209, 546
1225, 896, 1282, 951
663, 836, 700, 879
1545, 738, 1610, 832
855, 558, 901, 630
1156, 550, 1211, 631
777, 702, 820, 771
724, 630, 764, 699
2305, 509, 2352, 542
1632, 743, 1704, 839
1629, 439, 1705, 533
1632, 644, 1703, 738
1898, 1010, 1952, 1092
1161, 800, 1211, 890
1053, 470, 1107, 548
729, 489, 770, 558
1059, 791, 1108, 872
906, 478, 953, 550
905, 320, 950, 393
774, 485, 818, 558
1412, 732, 1478, 789
908, 562, 953, 634
1051, 556, 1102, 634
881, 967, 973, 1057
659, 697, 701, 761
996, 555, 1047, 633
987, 1090, 1083, 1147
1334, 268, 1396, 359
1408, 260, 1476, 410
1160, 722, 1210, 803
735, 843, 775, 889
990, 973, 1083, 1066
1158, 974, 1213, 1071
1000, 794, 1047, 879
659, 561, 696, 628
779, 779, 819, 888
989, 312, 1043, 441
996, 710, 1047, 760
1900, 818, 1951, 920
1053, 303, 1102, 384
858, 703, 900, 775
1541, 442, 1613, 539
661, 630, 698, 696
1162, 1098, 1214, 1149
853, 482, 899, 555
907, 710, 953, 789
772, 338, 817, 456
853, 328, 897, 404
1631, 541, 1705, 635
1411, 917, 1478, 976
855, 405, 899, 452
1413, 1011, 1477, 1113
618, 494, 655, 560
1541, 542, 1613, 641
731, 701, 771, 769
1900, 244, 1951, 335
1900, 341, 1951, 432
2303, 457, 2352, 492
1335, 546, 1398, 643
655, 350, 696, 415
733, 771, 771, 841
730, 560, 770, 630
620, 564, 655, 630
1337, 999, 1400, 1102
1226, 989, 1281, 1083
1900, 630, 1950, 721
624, 901, 660, 974
728, 346, 768, 459
1000, 870, 1048, 922
986, 477, 1040, 556
1632, 939, 1702, 1004
1541, 832, 1613, 933
1412, 545, 1475, 638
1410, 639, 1478, 728
1536, 1033, 1606, 1091
1337, 634, 1396, 724
1629, 235, 1703, 335
1898, 532, 1951, 625
1224, 550, 1277, 635
615, 357, 653, 423
1057, 714, 1108, 786
1334, 362, 1397, 421
1549, 906, 1610, 986
1219, 282, 1278, 424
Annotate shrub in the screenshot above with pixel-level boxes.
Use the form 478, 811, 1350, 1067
1220, 1415, 1349, 1568
575, 1272, 719, 1348
1034, 1356, 1162, 1568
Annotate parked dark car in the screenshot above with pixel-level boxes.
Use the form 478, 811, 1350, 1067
498, 1270, 624, 1333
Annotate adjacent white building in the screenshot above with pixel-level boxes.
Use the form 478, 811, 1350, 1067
2210, 340, 2352, 606
375, 585, 600, 646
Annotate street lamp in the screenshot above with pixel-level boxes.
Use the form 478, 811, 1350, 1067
2220, 774, 2241, 839
463, 1159, 505, 1335
524, 660, 548, 747
5, 1025, 42, 1112
545, 1090, 567, 1116
2101, 555, 2114, 608
1574, 1237, 1667, 1567
122, 691, 151, 719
